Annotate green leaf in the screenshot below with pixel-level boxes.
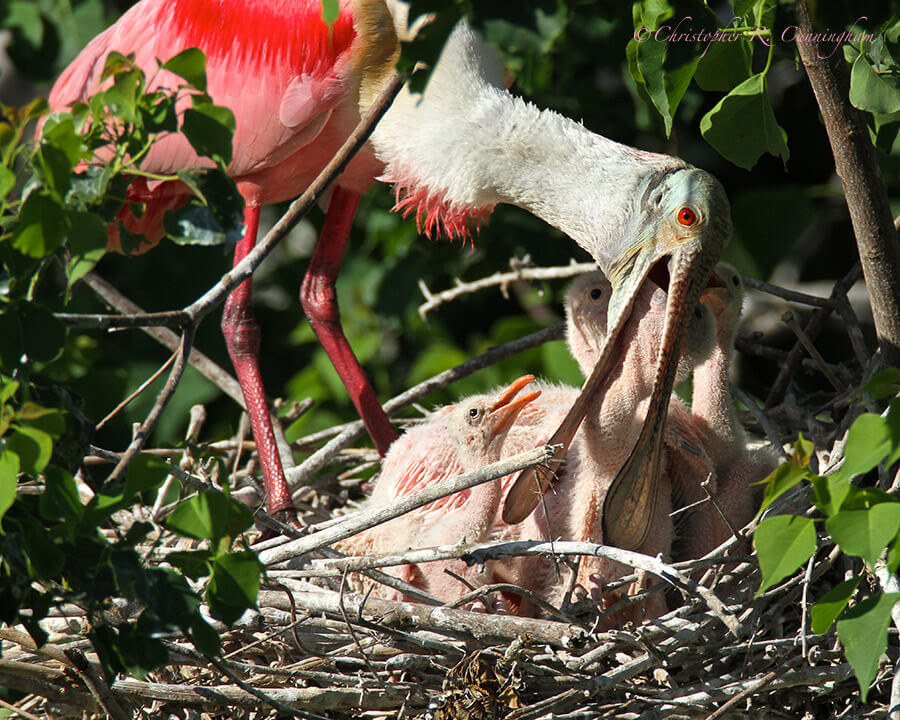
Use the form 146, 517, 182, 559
112, 624, 168, 679
0, 166, 16, 201
206, 550, 262, 624
188, 615, 221, 655
16, 403, 65, 437
834, 402, 900, 482
861, 367, 900, 401
0, 449, 20, 523
165, 490, 252, 543
810, 473, 852, 517
826, 502, 900, 566
634, 0, 673, 31
756, 462, 810, 517
141, 567, 202, 630
39, 467, 83, 523
39, 114, 84, 166
884, 398, 900, 469
138, 91, 178, 135
65, 211, 107, 289
811, 578, 861, 635
753, 514, 817, 595
181, 102, 235, 167
838, 592, 900, 702
161, 48, 207, 92
0, 378, 19, 405
22, 521, 63, 577
167, 549, 213, 579
18, 303, 65, 364
166, 169, 243, 246
792, 433, 815, 467
7, 425, 53, 475
124, 453, 168, 497
0, 304, 24, 370
66, 164, 115, 209
628, 36, 698, 137
321, 0, 341, 26
700, 73, 789, 170
12, 192, 67, 258
849, 54, 900, 115
694, 35, 752, 92
890, 536, 900, 574
7, 2, 43, 46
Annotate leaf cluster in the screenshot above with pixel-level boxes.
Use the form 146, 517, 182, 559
0, 49, 260, 680
629, 0, 899, 168
754, 371, 900, 700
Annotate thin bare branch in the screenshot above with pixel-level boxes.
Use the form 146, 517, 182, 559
102, 326, 195, 489
418, 259, 596, 319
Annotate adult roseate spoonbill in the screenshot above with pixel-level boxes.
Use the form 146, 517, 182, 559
337, 375, 540, 603
47, 1, 730, 525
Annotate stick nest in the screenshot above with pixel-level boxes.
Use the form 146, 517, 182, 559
1, 261, 891, 720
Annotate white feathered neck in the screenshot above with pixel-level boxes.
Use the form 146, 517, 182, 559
371, 21, 683, 255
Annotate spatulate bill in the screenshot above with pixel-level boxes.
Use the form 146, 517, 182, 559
602, 243, 717, 550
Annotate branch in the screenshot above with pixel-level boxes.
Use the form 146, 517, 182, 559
417, 259, 596, 319
795, 1, 900, 367
304, 538, 743, 638
742, 275, 833, 309
102, 326, 195, 489
765, 262, 862, 407
80, 272, 245, 408
258, 445, 557, 566
257, 588, 585, 648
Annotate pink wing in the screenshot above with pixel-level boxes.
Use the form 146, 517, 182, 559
45, 0, 359, 242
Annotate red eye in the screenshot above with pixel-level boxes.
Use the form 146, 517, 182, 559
677, 207, 696, 226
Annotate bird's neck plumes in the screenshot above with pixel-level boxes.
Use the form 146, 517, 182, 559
371, 21, 682, 249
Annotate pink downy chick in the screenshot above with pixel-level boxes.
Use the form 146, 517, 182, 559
682, 264, 777, 558
337, 376, 540, 605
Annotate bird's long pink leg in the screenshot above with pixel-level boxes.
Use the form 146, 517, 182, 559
300, 186, 398, 455
221, 201, 294, 519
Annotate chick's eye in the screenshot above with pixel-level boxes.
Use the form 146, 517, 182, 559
468, 408, 480, 419
694, 307, 703, 320
677, 207, 696, 226
730, 274, 740, 287
590, 287, 603, 301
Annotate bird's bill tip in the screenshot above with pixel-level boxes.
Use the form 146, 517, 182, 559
489, 389, 541, 438
490, 374, 536, 412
